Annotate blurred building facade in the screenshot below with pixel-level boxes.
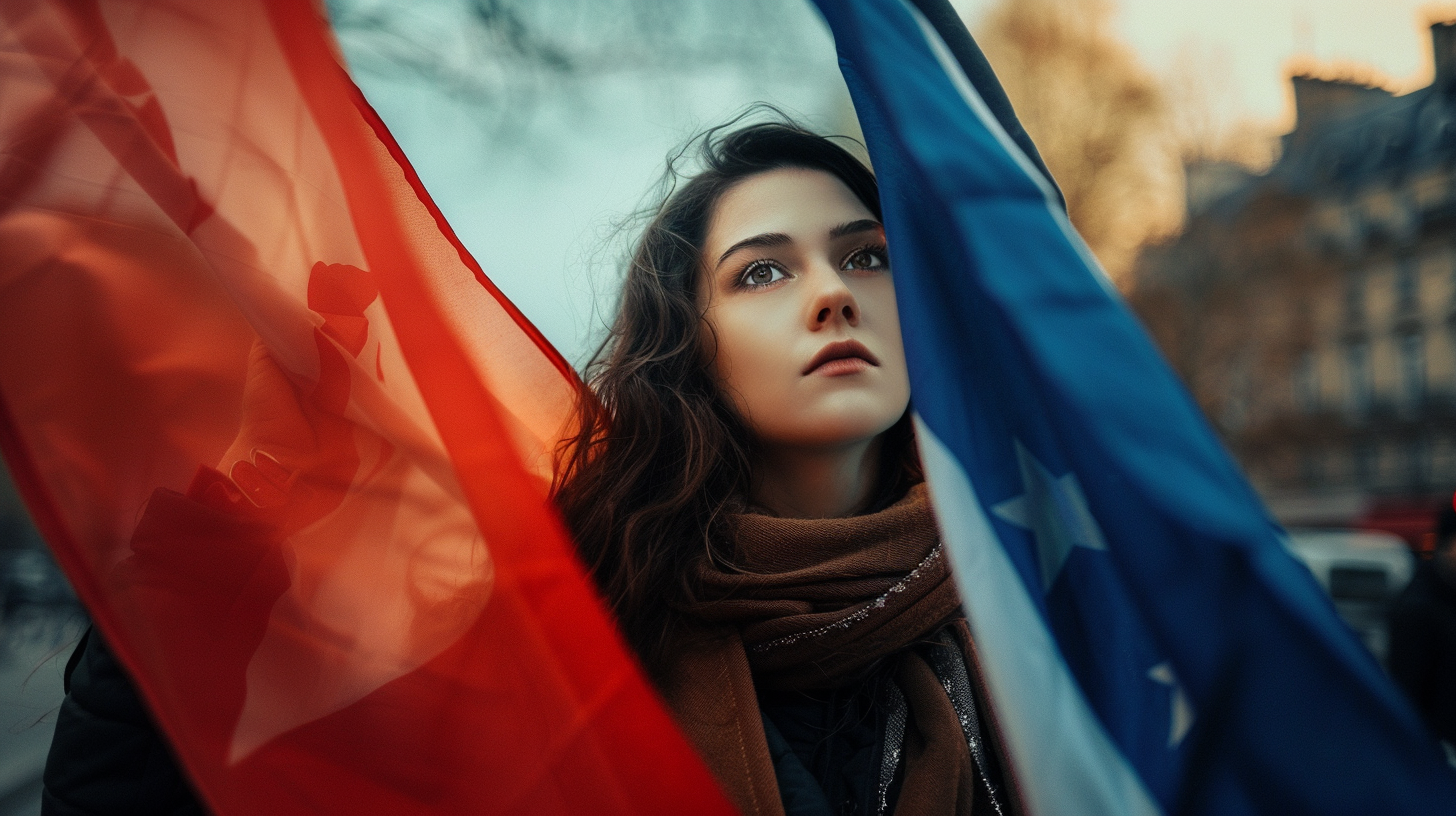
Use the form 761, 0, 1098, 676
1131, 22, 1456, 544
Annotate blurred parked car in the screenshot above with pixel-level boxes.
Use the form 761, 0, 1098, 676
1283, 528, 1415, 663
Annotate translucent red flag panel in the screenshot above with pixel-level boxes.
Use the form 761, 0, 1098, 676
0, 1, 735, 813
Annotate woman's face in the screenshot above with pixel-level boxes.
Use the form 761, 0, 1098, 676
699, 167, 911, 451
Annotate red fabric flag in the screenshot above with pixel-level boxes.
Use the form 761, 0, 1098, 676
0, 1, 735, 813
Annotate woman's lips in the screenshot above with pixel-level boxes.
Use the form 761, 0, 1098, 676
812, 356, 873, 377
804, 339, 879, 376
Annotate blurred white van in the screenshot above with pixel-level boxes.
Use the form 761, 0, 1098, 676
1282, 528, 1415, 662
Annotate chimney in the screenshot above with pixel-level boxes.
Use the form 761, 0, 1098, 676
1434, 21, 1456, 87
1287, 76, 1391, 148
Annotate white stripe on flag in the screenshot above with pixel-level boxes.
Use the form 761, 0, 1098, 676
901, 0, 1120, 299
914, 415, 1162, 816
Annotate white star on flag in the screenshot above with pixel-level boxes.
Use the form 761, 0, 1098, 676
1148, 662, 1196, 748
991, 440, 1108, 590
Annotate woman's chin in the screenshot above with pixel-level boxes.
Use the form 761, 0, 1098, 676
758, 411, 904, 451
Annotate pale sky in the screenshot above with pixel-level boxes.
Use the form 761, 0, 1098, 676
350, 1, 1454, 365
959, 0, 1456, 126
1117, 0, 1449, 122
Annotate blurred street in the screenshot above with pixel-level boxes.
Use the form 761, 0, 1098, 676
0, 462, 83, 816
0, 605, 85, 816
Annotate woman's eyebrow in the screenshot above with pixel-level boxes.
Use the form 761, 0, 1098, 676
828, 219, 883, 240
714, 220, 884, 269
716, 232, 791, 268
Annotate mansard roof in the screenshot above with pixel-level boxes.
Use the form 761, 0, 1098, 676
1275, 80, 1456, 194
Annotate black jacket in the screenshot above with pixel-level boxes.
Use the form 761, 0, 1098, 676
46, 630, 911, 816
760, 662, 904, 816
43, 628, 205, 815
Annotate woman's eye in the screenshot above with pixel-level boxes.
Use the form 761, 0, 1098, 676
740, 262, 787, 287
842, 247, 888, 272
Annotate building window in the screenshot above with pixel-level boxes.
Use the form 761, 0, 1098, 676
1400, 333, 1425, 409
1293, 350, 1319, 412
1405, 437, 1432, 490
1354, 440, 1376, 485
1395, 255, 1419, 314
1444, 247, 1456, 307
1414, 169, 1450, 210
1450, 325, 1456, 398
1346, 341, 1372, 416
1377, 442, 1399, 488
1342, 204, 1365, 251
1300, 448, 1324, 487
1221, 365, 1249, 432
1345, 270, 1365, 323
1436, 436, 1456, 484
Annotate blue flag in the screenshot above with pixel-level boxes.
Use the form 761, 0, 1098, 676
809, 0, 1456, 813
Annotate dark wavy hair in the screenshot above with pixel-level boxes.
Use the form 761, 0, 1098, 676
553, 115, 922, 678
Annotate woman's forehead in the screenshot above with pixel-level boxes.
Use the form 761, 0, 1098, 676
705, 168, 875, 252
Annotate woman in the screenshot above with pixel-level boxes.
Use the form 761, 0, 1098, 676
555, 119, 1017, 816
42, 119, 1016, 816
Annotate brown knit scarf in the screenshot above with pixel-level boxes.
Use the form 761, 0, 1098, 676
658, 484, 1011, 816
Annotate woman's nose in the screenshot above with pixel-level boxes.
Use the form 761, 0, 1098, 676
808, 271, 859, 330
